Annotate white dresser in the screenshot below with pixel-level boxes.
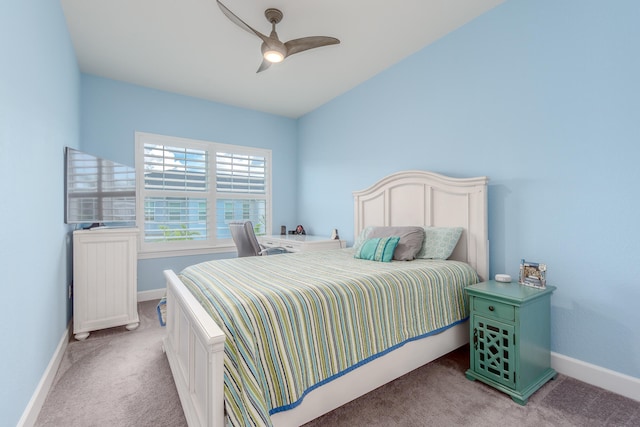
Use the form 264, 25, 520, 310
260, 234, 345, 253
73, 227, 139, 340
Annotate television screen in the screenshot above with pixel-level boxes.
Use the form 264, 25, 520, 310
64, 147, 136, 225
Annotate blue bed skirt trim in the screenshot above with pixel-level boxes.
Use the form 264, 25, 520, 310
269, 316, 469, 415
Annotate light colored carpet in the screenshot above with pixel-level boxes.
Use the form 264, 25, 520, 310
303, 346, 640, 427
35, 300, 187, 427
36, 300, 639, 426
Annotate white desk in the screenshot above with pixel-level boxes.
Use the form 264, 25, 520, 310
260, 234, 345, 253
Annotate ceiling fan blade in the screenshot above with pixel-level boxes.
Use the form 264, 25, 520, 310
284, 36, 340, 58
216, 0, 269, 44
256, 59, 272, 73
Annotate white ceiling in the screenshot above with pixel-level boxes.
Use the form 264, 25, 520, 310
61, 0, 504, 118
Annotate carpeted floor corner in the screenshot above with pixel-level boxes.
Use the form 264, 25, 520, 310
35, 300, 639, 426
35, 300, 187, 427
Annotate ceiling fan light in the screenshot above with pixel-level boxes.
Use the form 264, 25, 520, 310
264, 50, 284, 63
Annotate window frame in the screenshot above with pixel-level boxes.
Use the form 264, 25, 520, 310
135, 132, 273, 259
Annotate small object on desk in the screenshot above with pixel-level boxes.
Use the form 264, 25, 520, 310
331, 228, 339, 240
495, 273, 511, 283
295, 225, 306, 235
280, 225, 286, 235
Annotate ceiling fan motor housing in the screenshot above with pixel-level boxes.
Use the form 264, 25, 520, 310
264, 8, 283, 24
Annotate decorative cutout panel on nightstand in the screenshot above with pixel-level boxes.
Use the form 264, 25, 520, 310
475, 316, 515, 388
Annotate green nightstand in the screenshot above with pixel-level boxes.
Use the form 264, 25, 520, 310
464, 280, 557, 405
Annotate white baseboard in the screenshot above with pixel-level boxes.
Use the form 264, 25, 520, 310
551, 352, 640, 402
17, 322, 71, 427
137, 288, 166, 302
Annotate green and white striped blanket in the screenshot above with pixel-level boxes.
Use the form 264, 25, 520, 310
179, 249, 478, 427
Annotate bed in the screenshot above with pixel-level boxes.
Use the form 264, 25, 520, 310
162, 170, 489, 427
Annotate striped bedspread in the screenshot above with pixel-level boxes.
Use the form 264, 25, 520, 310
179, 248, 478, 427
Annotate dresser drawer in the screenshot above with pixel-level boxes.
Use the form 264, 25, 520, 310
260, 236, 344, 253
262, 239, 301, 252
277, 240, 303, 252
473, 297, 515, 322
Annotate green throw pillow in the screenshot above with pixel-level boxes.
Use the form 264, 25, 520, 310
354, 236, 400, 262
416, 227, 463, 259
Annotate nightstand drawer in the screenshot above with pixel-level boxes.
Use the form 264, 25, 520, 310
473, 297, 514, 322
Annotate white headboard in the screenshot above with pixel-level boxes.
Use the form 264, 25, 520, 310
353, 170, 489, 281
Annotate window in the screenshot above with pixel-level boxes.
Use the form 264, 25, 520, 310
135, 132, 272, 257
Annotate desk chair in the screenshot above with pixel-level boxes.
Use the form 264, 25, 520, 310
229, 221, 288, 257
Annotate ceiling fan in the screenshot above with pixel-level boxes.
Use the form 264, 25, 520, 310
216, 0, 340, 73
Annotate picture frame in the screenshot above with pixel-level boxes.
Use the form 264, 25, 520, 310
519, 259, 547, 288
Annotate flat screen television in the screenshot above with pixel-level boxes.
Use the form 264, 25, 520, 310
64, 147, 136, 227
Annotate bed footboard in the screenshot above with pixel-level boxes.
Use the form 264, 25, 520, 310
163, 270, 225, 427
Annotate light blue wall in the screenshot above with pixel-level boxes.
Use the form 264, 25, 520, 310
0, 1, 80, 425
298, 0, 640, 378
80, 75, 299, 291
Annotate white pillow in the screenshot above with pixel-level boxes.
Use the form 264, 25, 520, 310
352, 226, 374, 251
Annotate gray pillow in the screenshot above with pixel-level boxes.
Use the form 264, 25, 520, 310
368, 226, 425, 261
